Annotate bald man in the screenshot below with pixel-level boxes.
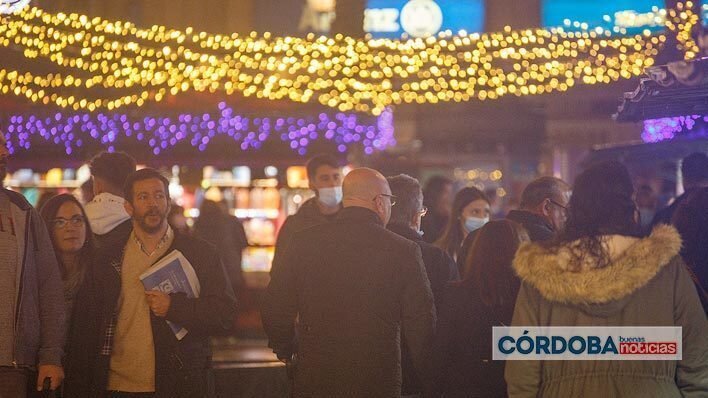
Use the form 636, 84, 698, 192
262, 168, 435, 397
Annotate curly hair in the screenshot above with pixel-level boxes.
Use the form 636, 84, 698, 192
547, 161, 643, 269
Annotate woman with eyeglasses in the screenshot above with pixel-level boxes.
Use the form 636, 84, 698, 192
39, 194, 96, 343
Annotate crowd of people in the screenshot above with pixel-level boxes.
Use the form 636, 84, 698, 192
0, 130, 706, 397
0, 145, 237, 398
263, 153, 708, 397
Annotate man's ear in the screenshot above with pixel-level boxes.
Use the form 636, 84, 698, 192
411, 212, 422, 230
124, 199, 134, 218
541, 198, 552, 217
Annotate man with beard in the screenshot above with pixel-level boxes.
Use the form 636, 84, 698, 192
0, 133, 66, 395
64, 168, 237, 398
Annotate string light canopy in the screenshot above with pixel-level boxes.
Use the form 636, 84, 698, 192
4, 103, 395, 156
0, 2, 701, 114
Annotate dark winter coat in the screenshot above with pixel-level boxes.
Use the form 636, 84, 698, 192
194, 215, 248, 291
506, 225, 708, 397
63, 229, 237, 398
387, 222, 459, 311
94, 219, 132, 252
431, 283, 515, 397
262, 207, 436, 397
505, 210, 554, 242
651, 191, 691, 227
421, 211, 448, 244
273, 197, 339, 259
2, 189, 65, 367
387, 222, 459, 395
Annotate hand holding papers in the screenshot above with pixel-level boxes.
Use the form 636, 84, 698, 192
140, 250, 201, 340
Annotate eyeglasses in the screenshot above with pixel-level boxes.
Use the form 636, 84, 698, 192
418, 206, 428, 217
51, 215, 85, 229
549, 199, 568, 212
373, 193, 397, 206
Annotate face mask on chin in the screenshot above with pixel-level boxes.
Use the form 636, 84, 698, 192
464, 216, 489, 233
317, 186, 343, 208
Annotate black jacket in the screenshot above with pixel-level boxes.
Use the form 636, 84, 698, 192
388, 222, 459, 395
64, 229, 237, 398
421, 211, 448, 244
194, 215, 248, 291
387, 222, 459, 311
94, 219, 132, 252
506, 210, 554, 242
651, 191, 690, 227
262, 207, 436, 397
431, 284, 516, 397
272, 198, 339, 275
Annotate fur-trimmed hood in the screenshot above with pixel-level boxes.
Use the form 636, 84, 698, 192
513, 225, 682, 316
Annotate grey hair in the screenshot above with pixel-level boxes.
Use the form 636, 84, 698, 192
519, 176, 570, 209
387, 174, 423, 225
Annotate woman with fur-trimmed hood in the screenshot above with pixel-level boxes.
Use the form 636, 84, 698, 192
505, 161, 708, 398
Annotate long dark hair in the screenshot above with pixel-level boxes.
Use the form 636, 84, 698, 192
460, 220, 529, 307
548, 161, 643, 269
39, 193, 95, 284
435, 187, 490, 258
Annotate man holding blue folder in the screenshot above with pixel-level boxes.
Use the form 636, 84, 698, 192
64, 168, 237, 398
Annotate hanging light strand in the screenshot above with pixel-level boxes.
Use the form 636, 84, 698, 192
0, 2, 699, 113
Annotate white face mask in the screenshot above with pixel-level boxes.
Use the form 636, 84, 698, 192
464, 216, 489, 233
317, 186, 343, 208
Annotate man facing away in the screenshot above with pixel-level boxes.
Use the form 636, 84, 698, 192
387, 174, 460, 396
262, 168, 436, 397
386, 174, 460, 307
84, 151, 136, 250
64, 168, 236, 398
0, 132, 66, 396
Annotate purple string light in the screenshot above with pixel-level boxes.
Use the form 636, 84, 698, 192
4, 102, 396, 156
642, 115, 707, 143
